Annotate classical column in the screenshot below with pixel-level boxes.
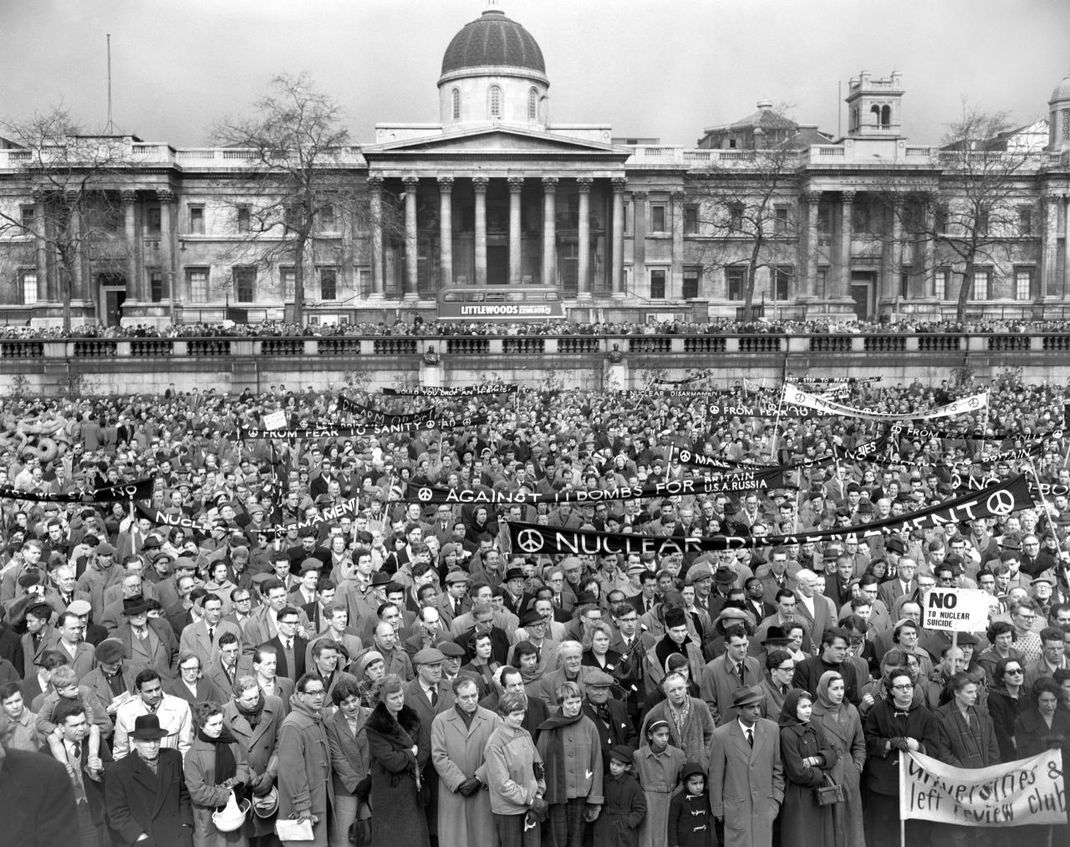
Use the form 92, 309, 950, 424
923, 200, 936, 299
508, 177, 523, 286
632, 190, 647, 290
889, 199, 903, 301
121, 190, 140, 301
473, 176, 489, 286
576, 177, 592, 298
66, 192, 84, 303
1041, 191, 1061, 298
32, 189, 51, 301
156, 189, 177, 302
802, 192, 820, 298
541, 177, 557, 287
368, 176, 384, 298
1063, 196, 1070, 300
670, 190, 685, 295
611, 177, 626, 297
437, 176, 454, 289
837, 191, 855, 300
403, 176, 419, 299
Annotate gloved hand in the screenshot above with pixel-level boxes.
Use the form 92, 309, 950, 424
584, 804, 601, 822
457, 778, 481, 797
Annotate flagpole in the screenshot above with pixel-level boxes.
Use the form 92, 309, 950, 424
1026, 458, 1060, 551
771, 385, 785, 460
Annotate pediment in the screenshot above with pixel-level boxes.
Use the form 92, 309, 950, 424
366, 127, 623, 158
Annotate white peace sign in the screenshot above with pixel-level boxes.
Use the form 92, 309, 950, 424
516, 528, 545, 554
985, 489, 1017, 516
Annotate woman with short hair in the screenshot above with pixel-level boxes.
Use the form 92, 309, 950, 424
185, 700, 251, 847
484, 691, 545, 847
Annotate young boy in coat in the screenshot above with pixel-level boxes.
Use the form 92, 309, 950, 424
593, 745, 647, 847
667, 762, 713, 847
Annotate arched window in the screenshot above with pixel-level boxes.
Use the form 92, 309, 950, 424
528, 88, 538, 121
489, 85, 502, 119
451, 88, 461, 121
881, 105, 892, 128
870, 104, 881, 127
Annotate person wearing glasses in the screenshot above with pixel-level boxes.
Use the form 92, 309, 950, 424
277, 674, 333, 846
861, 666, 939, 847
985, 657, 1027, 763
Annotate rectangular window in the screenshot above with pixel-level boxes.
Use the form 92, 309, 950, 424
1018, 206, 1033, 236
774, 266, 791, 300
650, 203, 667, 233
649, 269, 667, 299
729, 203, 744, 232
189, 205, 205, 235
19, 270, 37, 304
851, 202, 870, 234
976, 210, 990, 237
774, 206, 789, 235
319, 204, 337, 233
727, 266, 745, 301
623, 202, 630, 235
146, 207, 161, 234
935, 208, 948, 234
682, 268, 700, 300
149, 270, 164, 303
972, 268, 991, 301
1014, 267, 1033, 300
817, 267, 829, 299
19, 205, 35, 231
319, 267, 338, 301
357, 266, 371, 296
934, 269, 948, 299
233, 266, 256, 303
187, 267, 209, 302
684, 204, 699, 235
236, 205, 251, 234
280, 267, 295, 299
817, 206, 831, 234
900, 268, 911, 300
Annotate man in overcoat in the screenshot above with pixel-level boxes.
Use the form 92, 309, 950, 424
707, 685, 784, 847
278, 673, 334, 847
430, 676, 497, 847
104, 713, 195, 847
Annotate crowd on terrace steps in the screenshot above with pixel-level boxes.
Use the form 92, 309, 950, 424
0, 377, 1069, 847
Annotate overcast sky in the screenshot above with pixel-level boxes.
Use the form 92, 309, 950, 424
2, 0, 1068, 148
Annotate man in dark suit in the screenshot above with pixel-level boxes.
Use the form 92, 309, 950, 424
53, 698, 113, 847
403, 647, 454, 839
104, 713, 194, 847
261, 605, 307, 681
480, 665, 548, 736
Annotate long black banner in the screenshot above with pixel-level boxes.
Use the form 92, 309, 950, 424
404, 466, 788, 506
0, 478, 154, 504
506, 475, 1034, 555
673, 433, 890, 472
336, 395, 436, 425
135, 496, 364, 540
382, 383, 518, 397
237, 415, 487, 440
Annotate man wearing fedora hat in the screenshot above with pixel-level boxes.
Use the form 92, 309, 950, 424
105, 712, 195, 847
113, 596, 179, 681
707, 685, 783, 847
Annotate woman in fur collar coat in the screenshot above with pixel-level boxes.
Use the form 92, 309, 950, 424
365, 674, 431, 847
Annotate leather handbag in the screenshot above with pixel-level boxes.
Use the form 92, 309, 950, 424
815, 775, 845, 806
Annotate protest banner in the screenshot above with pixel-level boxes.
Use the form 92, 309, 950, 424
0, 478, 154, 504
898, 749, 1066, 827
262, 410, 287, 431
507, 474, 1034, 556
382, 383, 517, 397
783, 384, 989, 422
922, 588, 993, 631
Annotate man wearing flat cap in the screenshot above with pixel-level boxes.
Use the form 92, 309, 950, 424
708, 685, 784, 847
581, 670, 635, 766
405, 647, 454, 838
80, 638, 136, 716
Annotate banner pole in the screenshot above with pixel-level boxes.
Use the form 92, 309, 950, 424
1026, 458, 1060, 551
771, 386, 785, 460
899, 817, 905, 847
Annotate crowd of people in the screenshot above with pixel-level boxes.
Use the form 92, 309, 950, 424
0, 315, 1067, 340
0, 375, 1069, 847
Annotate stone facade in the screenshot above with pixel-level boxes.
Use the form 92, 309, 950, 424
0, 10, 1069, 327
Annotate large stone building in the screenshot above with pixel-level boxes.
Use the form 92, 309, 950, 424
1, 7, 1069, 327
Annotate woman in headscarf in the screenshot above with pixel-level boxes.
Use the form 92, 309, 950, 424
810, 671, 865, 847
185, 701, 251, 847
778, 688, 836, 847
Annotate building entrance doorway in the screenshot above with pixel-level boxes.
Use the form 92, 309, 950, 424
98, 273, 126, 326
849, 272, 875, 320
487, 245, 508, 284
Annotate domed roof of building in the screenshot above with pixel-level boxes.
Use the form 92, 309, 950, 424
441, 9, 545, 78
1051, 70, 1070, 104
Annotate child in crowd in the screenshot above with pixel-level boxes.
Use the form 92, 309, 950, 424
667, 761, 713, 847
593, 744, 646, 847
632, 718, 684, 847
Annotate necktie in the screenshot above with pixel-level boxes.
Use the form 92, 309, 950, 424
69, 742, 87, 802
429, 687, 438, 707
736, 661, 745, 681
208, 626, 215, 645
746, 728, 754, 748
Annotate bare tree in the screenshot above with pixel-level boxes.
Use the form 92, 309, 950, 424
0, 108, 129, 332
213, 73, 360, 325
689, 142, 813, 321
879, 105, 1035, 323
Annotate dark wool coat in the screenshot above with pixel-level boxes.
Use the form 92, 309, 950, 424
104, 748, 195, 847
667, 790, 713, 847
779, 721, 836, 847
0, 748, 82, 847
862, 698, 940, 797
221, 694, 284, 839
593, 771, 647, 847
365, 702, 431, 847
